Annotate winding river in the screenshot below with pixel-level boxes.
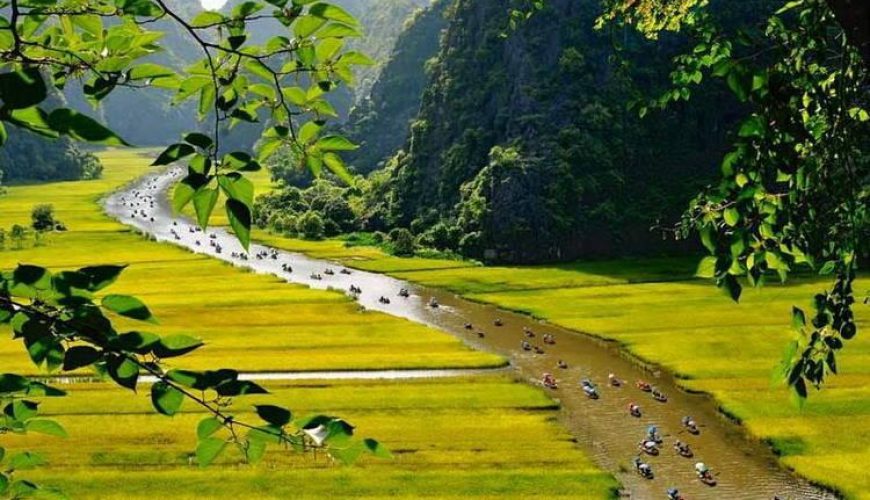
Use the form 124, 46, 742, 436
104, 168, 833, 499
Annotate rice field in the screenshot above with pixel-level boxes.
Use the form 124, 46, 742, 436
0, 150, 617, 499
257, 218, 870, 498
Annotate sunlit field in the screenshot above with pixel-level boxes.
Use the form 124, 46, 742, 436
258, 214, 870, 498
0, 151, 617, 498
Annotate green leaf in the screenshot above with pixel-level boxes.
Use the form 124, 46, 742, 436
111, 331, 160, 354
791, 307, 806, 331
152, 334, 204, 359
245, 437, 267, 464
738, 115, 765, 138
152, 143, 196, 166
77, 265, 127, 291
129, 63, 175, 80
107, 355, 139, 391
225, 198, 252, 250
7, 452, 44, 471
6, 400, 38, 421
363, 438, 392, 459
197, 417, 223, 439
172, 174, 209, 213
25, 419, 67, 438
13, 265, 51, 289
47, 108, 129, 145
192, 188, 219, 229
102, 294, 157, 323
62, 346, 101, 371
151, 382, 184, 416
184, 133, 213, 150
254, 405, 291, 427
309, 2, 358, 26
0, 68, 47, 110
695, 256, 717, 278
215, 380, 267, 397
721, 274, 742, 302
723, 207, 740, 226
315, 135, 357, 152
191, 11, 225, 27
218, 174, 254, 207
196, 437, 227, 467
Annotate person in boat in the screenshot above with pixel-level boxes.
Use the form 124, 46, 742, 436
324, 268, 334, 275
542, 373, 557, 389
476, 331, 485, 338
521, 340, 532, 351
581, 379, 599, 399
666, 487, 682, 500
651, 387, 668, 402
398, 288, 410, 298
542, 333, 555, 345
534, 345, 545, 354
608, 373, 622, 387
646, 425, 662, 443
636, 380, 652, 392
464, 323, 473, 330
674, 440, 692, 457
523, 327, 535, 338
695, 461, 715, 484
682, 415, 699, 434
638, 438, 659, 455
493, 318, 503, 327
633, 457, 653, 478
628, 402, 642, 417
557, 360, 568, 369
340, 268, 352, 275
428, 297, 439, 308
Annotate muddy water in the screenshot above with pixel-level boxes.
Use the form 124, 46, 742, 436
104, 169, 833, 499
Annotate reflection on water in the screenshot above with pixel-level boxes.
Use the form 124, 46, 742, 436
104, 169, 833, 499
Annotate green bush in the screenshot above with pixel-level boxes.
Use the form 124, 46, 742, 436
388, 228, 416, 256
297, 211, 325, 240
31, 204, 58, 232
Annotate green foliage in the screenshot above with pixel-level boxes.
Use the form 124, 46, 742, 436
30, 204, 59, 233
601, 0, 869, 399
0, 128, 103, 183
388, 228, 416, 257
382, 0, 738, 263
0, 0, 369, 251
297, 211, 326, 240
0, 262, 386, 486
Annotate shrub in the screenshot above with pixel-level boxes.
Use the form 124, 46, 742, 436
388, 228, 416, 256
297, 211, 325, 240
31, 204, 58, 232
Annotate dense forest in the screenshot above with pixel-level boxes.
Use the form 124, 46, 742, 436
379, 0, 748, 263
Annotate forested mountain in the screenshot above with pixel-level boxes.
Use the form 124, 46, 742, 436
343, 0, 449, 173
379, 0, 746, 263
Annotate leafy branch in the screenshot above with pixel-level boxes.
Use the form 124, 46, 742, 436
0, 262, 390, 492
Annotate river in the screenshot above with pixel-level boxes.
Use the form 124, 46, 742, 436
103, 167, 834, 499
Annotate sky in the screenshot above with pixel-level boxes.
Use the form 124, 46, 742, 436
200, 0, 228, 9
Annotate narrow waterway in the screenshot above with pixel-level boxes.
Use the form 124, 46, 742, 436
104, 168, 833, 499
